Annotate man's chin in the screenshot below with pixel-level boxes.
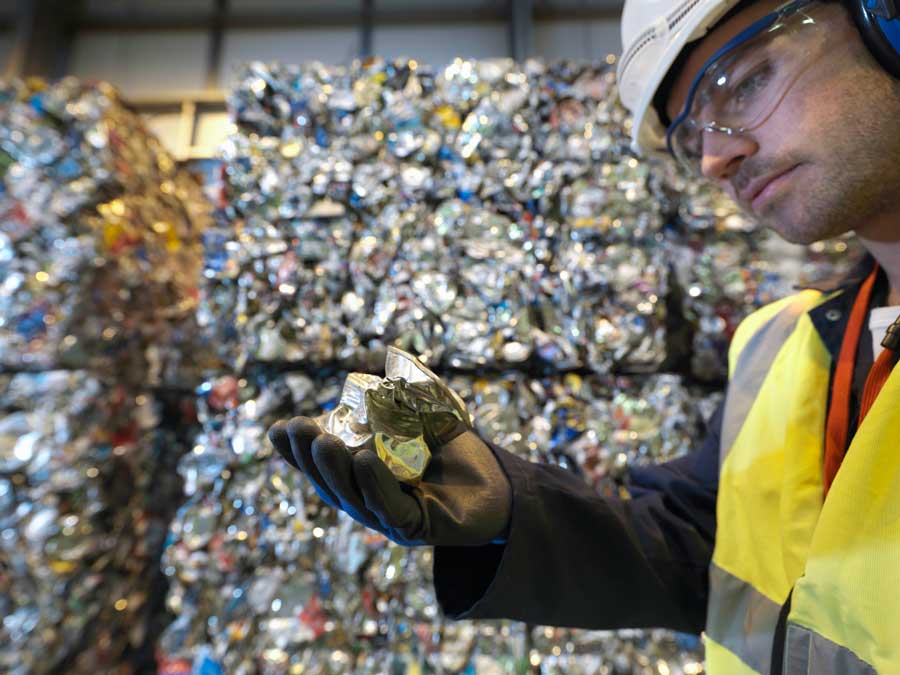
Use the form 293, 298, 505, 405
756, 210, 810, 245
759, 204, 847, 246
769, 225, 821, 246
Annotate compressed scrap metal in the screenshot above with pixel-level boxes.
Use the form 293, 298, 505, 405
202, 58, 668, 375
0, 372, 191, 674
0, 78, 210, 674
0, 78, 214, 388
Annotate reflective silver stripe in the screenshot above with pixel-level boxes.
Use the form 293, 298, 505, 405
784, 623, 877, 674
720, 295, 819, 465
706, 563, 783, 674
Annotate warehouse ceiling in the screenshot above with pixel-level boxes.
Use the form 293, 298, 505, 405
0, 0, 626, 30
70, 0, 626, 29
74, 0, 626, 18
4, 0, 626, 80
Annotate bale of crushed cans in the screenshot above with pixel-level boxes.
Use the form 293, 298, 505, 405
0, 372, 194, 675
201, 57, 862, 381
0, 79, 211, 674
200, 57, 673, 376
0, 77, 215, 387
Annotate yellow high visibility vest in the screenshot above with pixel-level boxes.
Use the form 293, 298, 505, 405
704, 290, 900, 675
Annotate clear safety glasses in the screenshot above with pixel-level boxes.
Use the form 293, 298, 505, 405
666, 0, 830, 175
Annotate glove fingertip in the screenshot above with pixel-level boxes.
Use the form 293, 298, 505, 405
267, 420, 287, 446
285, 416, 323, 442
267, 421, 299, 468
311, 432, 350, 458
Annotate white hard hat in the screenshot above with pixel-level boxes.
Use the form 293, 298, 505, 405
617, 0, 746, 155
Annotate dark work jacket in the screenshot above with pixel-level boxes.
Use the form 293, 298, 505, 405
433, 255, 887, 636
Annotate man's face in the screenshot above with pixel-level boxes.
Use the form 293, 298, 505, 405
665, 0, 900, 244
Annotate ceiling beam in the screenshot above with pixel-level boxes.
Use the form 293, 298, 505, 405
125, 91, 227, 112
5, 0, 83, 79
206, 0, 227, 89
360, 0, 374, 57
509, 0, 533, 61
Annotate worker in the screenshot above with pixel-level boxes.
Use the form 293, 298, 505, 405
268, 1, 900, 672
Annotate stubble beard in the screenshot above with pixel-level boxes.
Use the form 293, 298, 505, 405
754, 124, 900, 246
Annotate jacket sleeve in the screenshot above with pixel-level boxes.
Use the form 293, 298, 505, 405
432, 402, 722, 635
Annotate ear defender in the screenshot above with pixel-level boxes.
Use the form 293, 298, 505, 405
849, 0, 900, 79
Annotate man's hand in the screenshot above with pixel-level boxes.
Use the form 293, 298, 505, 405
267, 417, 512, 547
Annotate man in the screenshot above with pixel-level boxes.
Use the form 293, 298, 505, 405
268, 1, 900, 672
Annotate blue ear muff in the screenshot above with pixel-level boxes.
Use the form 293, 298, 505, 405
850, 0, 900, 79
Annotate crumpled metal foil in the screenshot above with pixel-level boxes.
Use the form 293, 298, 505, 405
314, 347, 471, 484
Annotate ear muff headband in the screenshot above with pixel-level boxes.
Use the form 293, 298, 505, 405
850, 0, 900, 79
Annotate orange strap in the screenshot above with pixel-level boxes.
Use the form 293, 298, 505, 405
823, 265, 897, 497
860, 344, 896, 423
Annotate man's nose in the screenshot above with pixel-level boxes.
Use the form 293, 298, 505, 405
700, 130, 758, 181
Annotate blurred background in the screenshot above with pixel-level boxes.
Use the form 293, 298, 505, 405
0, 0, 624, 158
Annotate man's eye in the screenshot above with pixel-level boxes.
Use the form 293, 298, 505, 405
731, 64, 773, 104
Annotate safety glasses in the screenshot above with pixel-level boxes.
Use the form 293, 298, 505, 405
666, 0, 829, 175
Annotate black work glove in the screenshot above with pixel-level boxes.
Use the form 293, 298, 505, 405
267, 416, 512, 547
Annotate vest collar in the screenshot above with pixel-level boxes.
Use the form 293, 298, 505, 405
802, 253, 888, 362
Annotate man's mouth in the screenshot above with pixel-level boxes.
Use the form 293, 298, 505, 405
740, 164, 803, 212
